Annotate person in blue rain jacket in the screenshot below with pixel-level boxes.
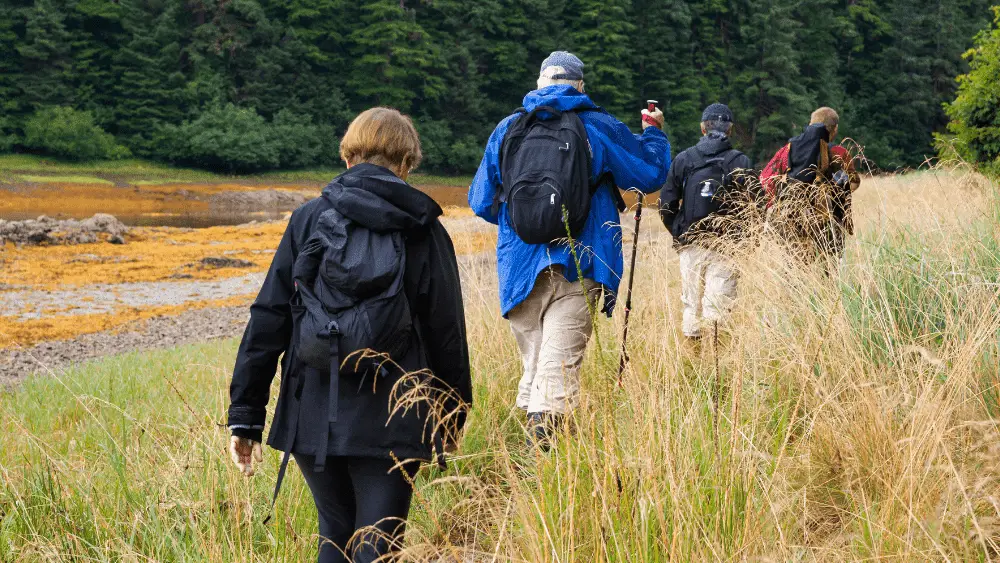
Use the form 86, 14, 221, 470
468, 51, 671, 446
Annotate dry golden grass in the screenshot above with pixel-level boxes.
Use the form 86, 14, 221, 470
0, 169, 997, 561
396, 167, 1000, 561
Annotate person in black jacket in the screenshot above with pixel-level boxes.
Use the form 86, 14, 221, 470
226, 107, 473, 563
659, 103, 753, 339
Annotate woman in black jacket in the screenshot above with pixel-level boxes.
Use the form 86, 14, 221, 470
227, 107, 473, 563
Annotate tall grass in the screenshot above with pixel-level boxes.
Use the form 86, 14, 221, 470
1, 169, 998, 561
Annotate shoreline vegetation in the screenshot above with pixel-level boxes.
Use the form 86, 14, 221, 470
0, 154, 475, 189
1, 168, 999, 559
0, 154, 477, 228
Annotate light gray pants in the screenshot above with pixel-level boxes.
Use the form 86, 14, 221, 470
678, 245, 737, 338
508, 268, 600, 414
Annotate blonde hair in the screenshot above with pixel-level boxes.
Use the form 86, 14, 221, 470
810, 107, 840, 138
340, 107, 422, 175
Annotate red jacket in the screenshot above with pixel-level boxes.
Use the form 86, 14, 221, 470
760, 143, 858, 200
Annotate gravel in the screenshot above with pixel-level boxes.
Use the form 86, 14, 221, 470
0, 213, 129, 246
210, 190, 313, 209
1, 274, 266, 318
0, 221, 498, 385
1, 306, 248, 383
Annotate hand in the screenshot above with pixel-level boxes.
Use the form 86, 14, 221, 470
832, 170, 850, 189
641, 108, 664, 130
229, 435, 263, 476
601, 291, 617, 318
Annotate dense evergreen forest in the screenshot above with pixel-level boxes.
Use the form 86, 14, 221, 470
0, 0, 996, 173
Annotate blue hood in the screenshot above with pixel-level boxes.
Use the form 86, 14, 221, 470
522, 85, 600, 113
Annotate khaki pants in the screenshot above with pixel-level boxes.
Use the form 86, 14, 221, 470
678, 245, 737, 338
509, 268, 600, 414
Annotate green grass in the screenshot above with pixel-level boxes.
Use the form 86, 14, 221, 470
130, 178, 198, 186
19, 174, 114, 185
0, 154, 222, 182
0, 154, 472, 188
2, 171, 999, 560
0, 342, 320, 561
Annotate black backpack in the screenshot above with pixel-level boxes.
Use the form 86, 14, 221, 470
497, 106, 594, 245
788, 123, 833, 184
291, 197, 414, 415
266, 195, 419, 524
265, 188, 444, 524
681, 149, 741, 231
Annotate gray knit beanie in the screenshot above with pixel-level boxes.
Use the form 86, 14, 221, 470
539, 51, 585, 81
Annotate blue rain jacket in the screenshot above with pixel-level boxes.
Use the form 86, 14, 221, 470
468, 85, 671, 316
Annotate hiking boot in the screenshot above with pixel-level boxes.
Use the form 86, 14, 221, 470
526, 412, 565, 451
682, 333, 703, 355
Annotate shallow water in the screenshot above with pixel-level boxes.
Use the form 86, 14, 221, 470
1, 183, 471, 227
0, 209, 291, 228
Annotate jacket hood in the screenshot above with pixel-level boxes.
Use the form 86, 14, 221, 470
322, 164, 442, 232
791, 123, 830, 144
695, 132, 733, 157
522, 85, 601, 113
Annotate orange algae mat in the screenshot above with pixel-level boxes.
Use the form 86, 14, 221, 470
1, 213, 492, 290
0, 214, 496, 348
0, 295, 254, 348
0, 223, 283, 289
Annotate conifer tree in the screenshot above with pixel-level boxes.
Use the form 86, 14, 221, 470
110, 0, 190, 155
0, 0, 995, 171
16, 0, 75, 110
348, 0, 445, 112
566, 0, 635, 120
633, 0, 702, 149
729, 0, 812, 161
0, 1, 28, 148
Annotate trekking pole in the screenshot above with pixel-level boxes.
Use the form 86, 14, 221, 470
617, 100, 659, 386
616, 189, 644, 386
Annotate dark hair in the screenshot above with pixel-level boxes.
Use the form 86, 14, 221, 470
702, 120, 732, 135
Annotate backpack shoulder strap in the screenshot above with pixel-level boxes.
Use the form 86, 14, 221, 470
494, 109, 530, 215
721, 148, 744, 167
818, 139, 831, 176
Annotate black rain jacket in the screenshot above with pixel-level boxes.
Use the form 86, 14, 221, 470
227, 164, 472, 462
659, 133, 754, 247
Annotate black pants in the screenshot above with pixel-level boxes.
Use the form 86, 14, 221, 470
294, 455, 419, 563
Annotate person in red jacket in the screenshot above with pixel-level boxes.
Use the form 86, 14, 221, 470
760, 107, 861, 260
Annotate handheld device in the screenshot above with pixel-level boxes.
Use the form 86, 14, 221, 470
642, 99, 660, 127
